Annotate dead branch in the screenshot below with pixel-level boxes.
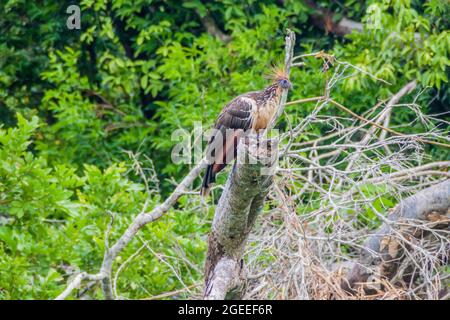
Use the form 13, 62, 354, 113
100, 158, 207, 299
203, 30, 295, 300
55, 272, 105, 300
203, 136, 278, 299
244, 52, 449, 299
56, 158, 207, 300
343, 179, 450, 294
198, 11, 231, 43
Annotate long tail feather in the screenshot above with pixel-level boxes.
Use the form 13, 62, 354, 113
200, 164, 216, 197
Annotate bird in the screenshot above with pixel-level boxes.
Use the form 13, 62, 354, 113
200, 68, 292, 197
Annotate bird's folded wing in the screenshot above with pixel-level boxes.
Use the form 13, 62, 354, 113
205, 96, 256, 165
214, 96, 255, 130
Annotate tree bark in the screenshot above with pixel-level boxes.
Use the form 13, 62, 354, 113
203, 29, 295, 300
343, 179, 450, 293
198, 11, 231, 43
203, 136, 278, 300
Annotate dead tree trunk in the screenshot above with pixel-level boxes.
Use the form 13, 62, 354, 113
343, 179, 450, 293
202, 30, 295, 300
203, 136, 278, 300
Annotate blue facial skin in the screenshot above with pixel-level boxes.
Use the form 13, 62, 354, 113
279, 79, 292, 89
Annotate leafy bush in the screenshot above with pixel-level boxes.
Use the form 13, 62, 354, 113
0, 115, 207, 298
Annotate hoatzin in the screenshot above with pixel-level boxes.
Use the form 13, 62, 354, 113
201, 68, 292, 197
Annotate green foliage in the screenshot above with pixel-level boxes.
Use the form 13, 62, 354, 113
0, 115, 207, 299
0, 0, 448, 299
337, 0, 450, 90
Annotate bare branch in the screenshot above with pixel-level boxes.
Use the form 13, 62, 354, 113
55, 272, 106, 300
197, 11, 231, 43
343, 179, 450, 294
204, 135, 278, 299
56, 158, 207, 300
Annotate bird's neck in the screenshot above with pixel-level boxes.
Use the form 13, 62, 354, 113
257, 84, 282, 105
251, 84, 282, 131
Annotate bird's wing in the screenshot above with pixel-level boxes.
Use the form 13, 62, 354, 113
206, 95, 257, 166
214, 94, 257, 131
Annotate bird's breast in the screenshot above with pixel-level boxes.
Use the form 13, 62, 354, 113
253, 98, 279, 131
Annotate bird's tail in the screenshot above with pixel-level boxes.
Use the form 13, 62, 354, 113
200, 164, 216, 197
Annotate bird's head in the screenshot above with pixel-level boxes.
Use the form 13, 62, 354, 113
269, 66, 292, 90
278, 78, 292, 90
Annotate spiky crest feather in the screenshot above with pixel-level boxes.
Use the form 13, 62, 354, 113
264, 65, 289, 83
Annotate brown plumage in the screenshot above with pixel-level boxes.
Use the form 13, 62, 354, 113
201, 68, 291, 197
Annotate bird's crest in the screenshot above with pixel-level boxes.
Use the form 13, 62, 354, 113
265, 65, 289, 83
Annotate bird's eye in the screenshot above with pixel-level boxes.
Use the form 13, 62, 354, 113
279, 79, 290, 88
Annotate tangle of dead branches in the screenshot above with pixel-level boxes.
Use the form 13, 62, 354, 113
56, 31, 450, 300
242, 55, 450, 299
